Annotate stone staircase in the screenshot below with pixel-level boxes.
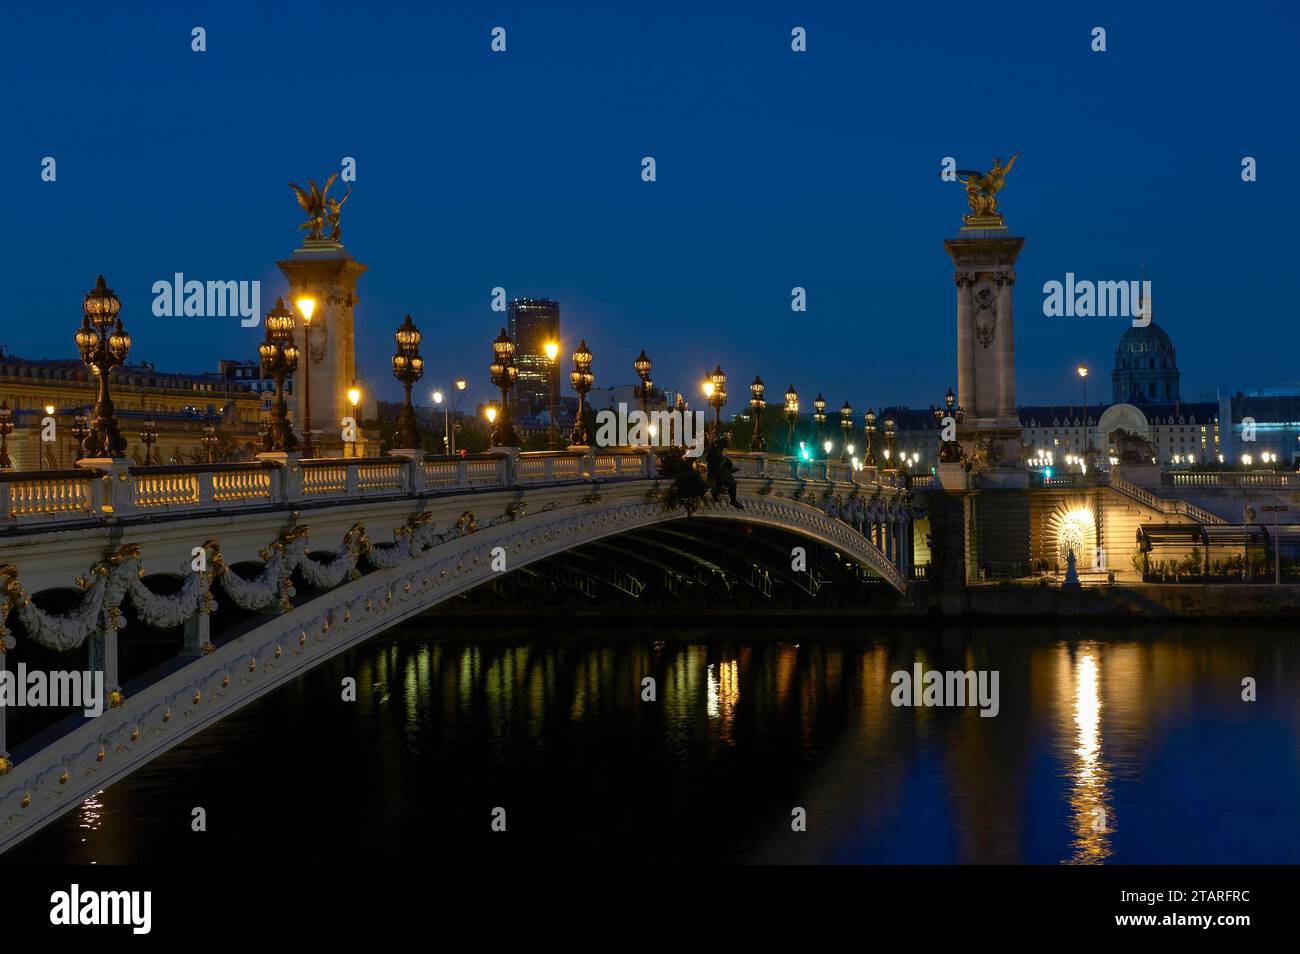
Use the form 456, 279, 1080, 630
1107, 473, 1226, 525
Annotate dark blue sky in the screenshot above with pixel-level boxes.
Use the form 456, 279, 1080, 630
3, 1, 1297, 411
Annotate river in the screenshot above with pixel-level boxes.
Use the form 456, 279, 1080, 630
8, 618, 1299, 864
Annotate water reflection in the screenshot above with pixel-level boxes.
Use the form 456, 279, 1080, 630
9, 623, 1300, 865
1066, 650, 1112, 863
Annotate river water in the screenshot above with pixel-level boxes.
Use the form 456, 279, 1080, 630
8, 618, 1300, 864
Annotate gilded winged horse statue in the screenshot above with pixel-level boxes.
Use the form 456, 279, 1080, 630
954, 154, 1019, 220
289, 173, 344, 241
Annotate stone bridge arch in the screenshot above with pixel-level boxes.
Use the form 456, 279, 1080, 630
0, 454, 912, 852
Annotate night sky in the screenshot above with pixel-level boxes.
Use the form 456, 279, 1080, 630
3, 1, 1297, 411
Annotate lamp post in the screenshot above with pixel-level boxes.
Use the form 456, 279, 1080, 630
391, 315, 425, 451
75, 275, 131, 460
634, 349, 653, 446
933, 387, 964, 463
546, 341, 562, 450
0, 402, 12, 470
1262, 504, 1289, 584
864, 408, 877, 467
1077, 364, 1089, 455
812, 393, 826, 451
201, 414, 219, 463
347, 384, 361, 458
295, 297, 317, 457
748, 375, 766, 452
783, 385, 799, 455
259, 299, 299, 452
489, 328, 520, 448
71, 411, 89, 464
674, 392, 687, 446
431, 380, 468, 455
41, 405, 55, 470
140, 417, 158, 465
452, 378, 467, 454
432, 389, 445, 454
883, 415, 896, 468
839, 401, 853, 462
567, 339, 592, 447
706, 364, 727, 435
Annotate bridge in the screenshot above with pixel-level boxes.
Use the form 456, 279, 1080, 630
0, 446, 914, 850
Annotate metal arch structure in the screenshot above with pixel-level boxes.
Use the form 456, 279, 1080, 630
0, 448, 913, 851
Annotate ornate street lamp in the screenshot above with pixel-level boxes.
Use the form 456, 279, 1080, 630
71, 411, 89, 463
200, 414, 220, 463
748, 375, 766, 452
707, 364, 727, 434
884, 415, 896, 468
347, 384, 362, 458
783, 384, 799, 454
75, 276, 131, 459
839, 401, 853, 462
140, 417, 159, 465
634, 348, 653, 407
0, 402, 13, 469
294, 297, 318, 457
864, 407, 877, 467
568, 339, 593, 447
812, 393, 826, 449
673, 392, 687, 446
545, 341, 560, 450
489, 328, 520, 447
634, 349, 654, 445
933, 387, 964, 463
392, 315, 425, 450
258, 298, 299, 453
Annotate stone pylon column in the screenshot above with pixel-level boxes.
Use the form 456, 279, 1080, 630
944, 225, 1025, 475
277, 240, 368, 455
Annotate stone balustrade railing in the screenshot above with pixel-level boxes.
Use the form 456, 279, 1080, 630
1107, 472, 1227, 525
0, 469, 94, 519
0, 447, 913, 530
1165, 471, 1296, 488
0, 449, 659, 528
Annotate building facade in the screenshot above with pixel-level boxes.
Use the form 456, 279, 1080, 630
1111, 320, 1181, 403
507, 298, 560, 415
0, 348, 264, 469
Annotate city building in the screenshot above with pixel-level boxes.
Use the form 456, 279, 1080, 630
1218, 387, 1300, 466
885, 319, 1224, 473
507, 298, 560, 415
1111, 318, 1181, 403
0, 347, 264, 468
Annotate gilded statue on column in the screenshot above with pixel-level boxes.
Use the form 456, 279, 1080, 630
954, 155, 1018, 226
289, 173, 351, 242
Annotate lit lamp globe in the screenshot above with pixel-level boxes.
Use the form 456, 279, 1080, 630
544, 342, 559, 363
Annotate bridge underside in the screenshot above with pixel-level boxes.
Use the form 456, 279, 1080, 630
0, 458, 913, 852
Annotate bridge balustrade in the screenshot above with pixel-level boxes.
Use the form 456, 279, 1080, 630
1166, 471, 1294, 488
0, 470, 93, 523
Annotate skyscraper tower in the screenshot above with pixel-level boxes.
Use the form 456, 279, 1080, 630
507, 298, 560, 415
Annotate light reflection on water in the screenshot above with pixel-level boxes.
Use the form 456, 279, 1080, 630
1066, 650, 1112, 863
9, 622, 1300, 865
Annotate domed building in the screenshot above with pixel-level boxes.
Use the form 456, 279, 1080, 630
1112, 320, 1180, 403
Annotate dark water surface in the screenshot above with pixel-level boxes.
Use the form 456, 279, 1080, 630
8, 618, 1300, 864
